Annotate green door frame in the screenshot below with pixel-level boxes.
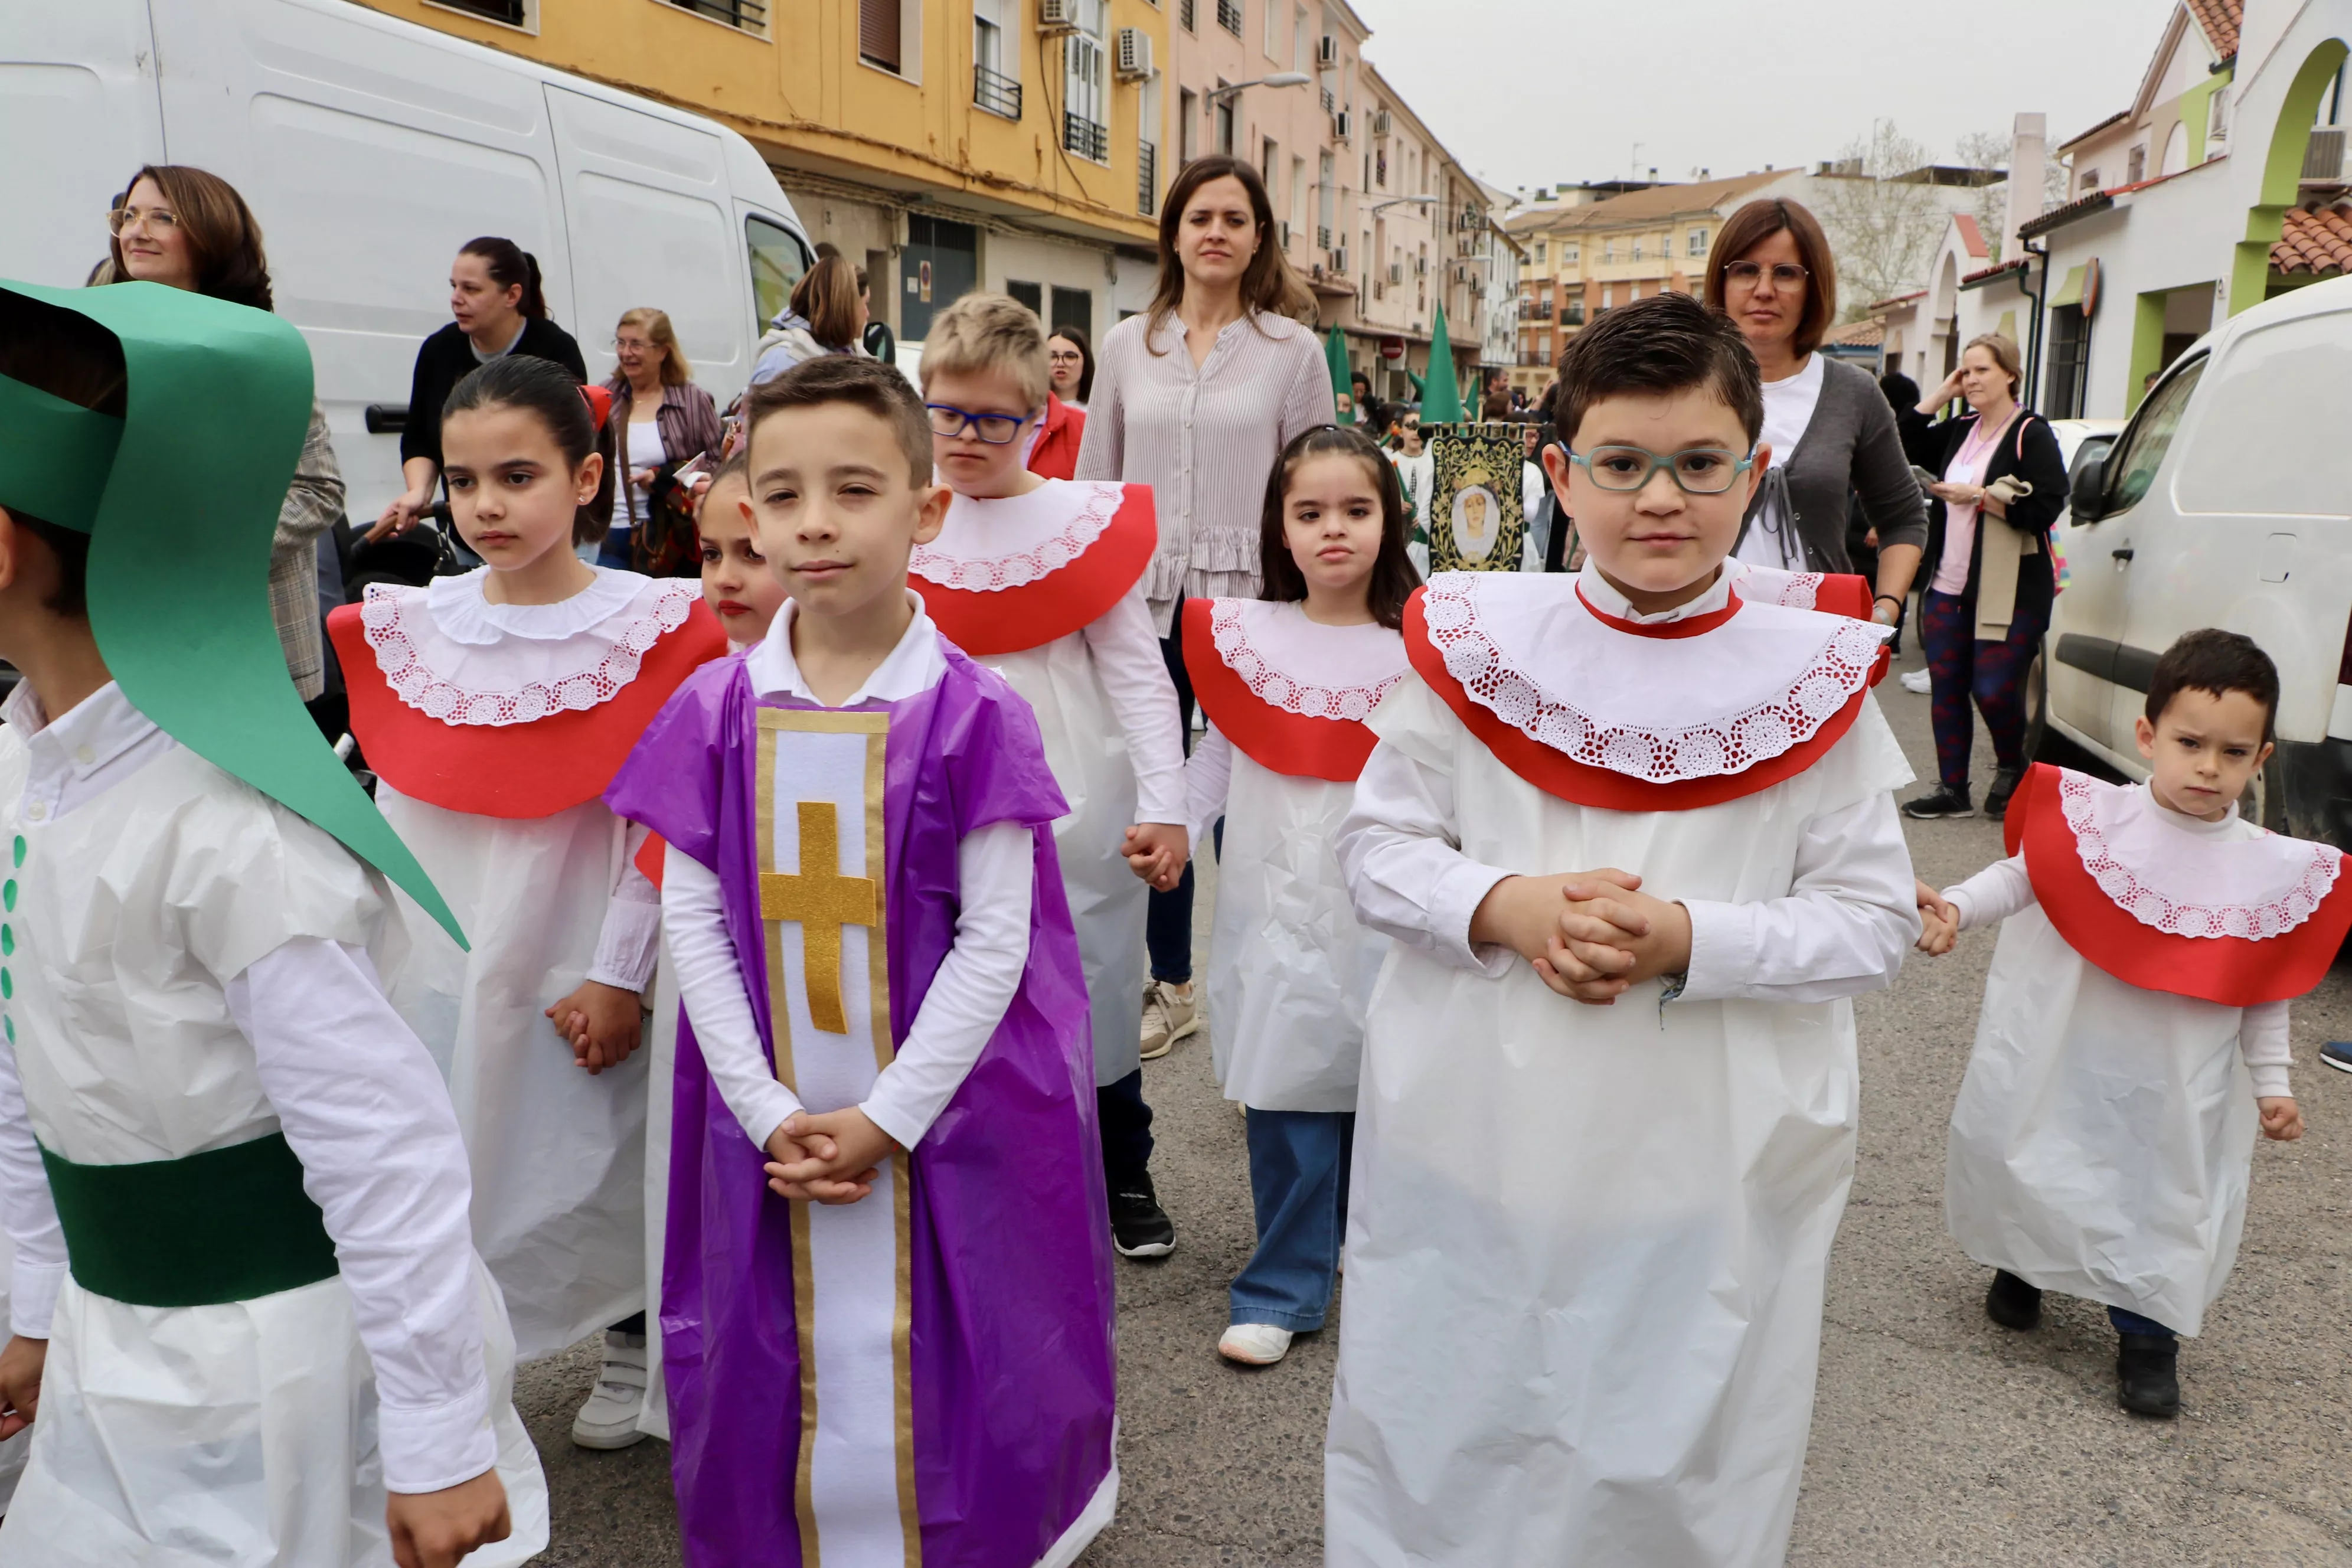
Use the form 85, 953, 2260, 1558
2232, 39, 2351, 315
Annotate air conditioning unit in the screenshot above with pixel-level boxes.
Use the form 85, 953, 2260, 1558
1387, 262, 1403, 285
1037, 0, 1079, 32
1317, 34, 1339, 65
1332, 246, 1348, 275
1332, 109, 1353, 141
1372, 109, 1392, 138
1114, 27, 1152, 79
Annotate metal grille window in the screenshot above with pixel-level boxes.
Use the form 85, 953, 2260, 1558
1139, 142, 1159, 216
975, 65, 1021, 117
435, 0, 528, 21
1064, 112, 1110, 162
1062, 18, 1109, 164
1179, 0, 1195, 30
859, 0, 901, 71
1217, 0, 1243, 35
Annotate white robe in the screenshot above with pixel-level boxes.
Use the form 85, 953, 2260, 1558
0, 685, 545, 1564
1942, 786, 2302, 1337
1325, 568, 1917, 1567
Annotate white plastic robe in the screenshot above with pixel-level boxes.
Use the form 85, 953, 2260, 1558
1326, 676, 1915, 1568
380, 787, 649, 1358
0, 743, 545, 1565
1196, 738, 1389, 1112
979, 632, 1146, 1087
1945, 909, 2259, 1339
636, 940, 678, 1439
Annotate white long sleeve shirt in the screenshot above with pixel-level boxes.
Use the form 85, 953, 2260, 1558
665, 598, 1035, 1154
0, 682, 495, 1495
1945, 852, 2294, 1099
1079, 581, 1190, 825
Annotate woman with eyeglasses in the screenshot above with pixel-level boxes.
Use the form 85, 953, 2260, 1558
1073, 153, 1335, 1260
1025, 323, 1092, 481
603, 308, 722, 573
1703, 198, 1925, 627
105, 165, 347, 704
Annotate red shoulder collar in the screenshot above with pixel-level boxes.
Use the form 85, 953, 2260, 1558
913, 484, 1154, 656
2010, 763, 2352, 1005
328, 598, 730, 819
1182, 599, 1393, 782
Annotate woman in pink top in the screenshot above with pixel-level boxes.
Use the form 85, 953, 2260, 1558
1897, 333, 2068, 822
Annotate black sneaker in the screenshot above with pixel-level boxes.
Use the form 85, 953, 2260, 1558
1109, 1178, 1175, 1258
1984, 767, 2025, 822
1985, 1269, 2042, 1331
1902, 783, 1975, 820
2116, 1332, 2181, 1418
2321, 1041, 2352, 1074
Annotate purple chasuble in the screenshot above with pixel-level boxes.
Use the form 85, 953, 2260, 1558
606, 639, 1115, 1567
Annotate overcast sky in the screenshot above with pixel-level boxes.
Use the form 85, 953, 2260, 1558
1345, 0, 2180, 194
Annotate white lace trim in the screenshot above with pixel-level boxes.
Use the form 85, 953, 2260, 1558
361, 578, 700, 727
1730, 561, 1825, 610
1208, 600, 1408, 724
910, 482, 1125, 592
2060, 771, 2340, 939
1422, 574, 1883, 782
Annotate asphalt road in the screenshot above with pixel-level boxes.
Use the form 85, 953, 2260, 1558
519, 638, 2352, 1566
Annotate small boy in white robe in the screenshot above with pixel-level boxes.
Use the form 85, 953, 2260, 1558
1920, 630, 2343, 1419
0, 280, 544, 1564
1329, 293, 1920, 1567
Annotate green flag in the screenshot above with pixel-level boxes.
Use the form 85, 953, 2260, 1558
1420, 304, 1465, 424
1324, 326, 1353, 401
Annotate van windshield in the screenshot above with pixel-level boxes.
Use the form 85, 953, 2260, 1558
747, 215, 812, 332
2105, 355, 2204, 515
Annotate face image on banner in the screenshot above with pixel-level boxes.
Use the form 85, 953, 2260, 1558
1427, 427, 1525, 573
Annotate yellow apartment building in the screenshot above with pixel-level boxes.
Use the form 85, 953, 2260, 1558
364, 0, 1172, 344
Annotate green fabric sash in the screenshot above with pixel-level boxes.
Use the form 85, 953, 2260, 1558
40, 1132, 340, 1308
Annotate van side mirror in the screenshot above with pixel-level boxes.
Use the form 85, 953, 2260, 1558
2069, 455, 2108, 526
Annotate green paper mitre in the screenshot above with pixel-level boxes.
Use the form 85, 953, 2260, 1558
1324, 326, 1352, 399
1421, 305, 1465, 424
0, 279, 465, 948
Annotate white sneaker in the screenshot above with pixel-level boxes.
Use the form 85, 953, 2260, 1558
571, 1330, 651, 1449
1899, 668, 1932, 694
1139, 980, 1200, 1061
1217, 1322, 1294, 1366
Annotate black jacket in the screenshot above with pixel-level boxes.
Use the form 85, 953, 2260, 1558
1899, 405, 2067, 618
398, 317, 589, 469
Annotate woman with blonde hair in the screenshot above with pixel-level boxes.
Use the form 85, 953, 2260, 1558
603, 307, 721, 571
748, 253, 869, 384
1898, 332, 2069, 822
1073, 153, 1335, 1258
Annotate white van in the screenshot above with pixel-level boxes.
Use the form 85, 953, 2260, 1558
1, 0, 815, 521
2037, 274, 2352, 844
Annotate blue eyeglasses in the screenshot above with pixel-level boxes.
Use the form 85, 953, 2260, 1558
926, 403, 1037, 445
1566, 445, 1756, 495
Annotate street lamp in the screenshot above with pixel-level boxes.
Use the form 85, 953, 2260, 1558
1366, 195, 1438, 216
1205, 72, 1312, 103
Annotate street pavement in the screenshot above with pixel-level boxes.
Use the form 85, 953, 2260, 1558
518, 636, 2352, 1565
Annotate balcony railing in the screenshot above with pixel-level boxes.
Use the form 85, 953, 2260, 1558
1216, 0, 1243, 34
973, 64, 1021, 119
1138, 141, 1159, 215
1063, 113, 1110, 164
1563, 302, 1586, 325
667, 0, 765, 31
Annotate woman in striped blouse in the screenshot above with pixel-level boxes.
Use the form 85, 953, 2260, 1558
1076, 153, 1334, 1255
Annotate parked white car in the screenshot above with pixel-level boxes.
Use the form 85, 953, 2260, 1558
2, 0, 815, 524
2036, 274, 2352, 842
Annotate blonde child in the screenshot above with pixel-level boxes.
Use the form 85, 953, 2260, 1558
326, 357, 727, 1450
1922, 630, 2347, 1418
1172, 425, 1414, 1367
907, 293, 1190, 1257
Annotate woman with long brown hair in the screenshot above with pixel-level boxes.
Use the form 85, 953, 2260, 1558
748, 253, 868, 384
1073, 153, 1334, 1259
106, 164, 345, 703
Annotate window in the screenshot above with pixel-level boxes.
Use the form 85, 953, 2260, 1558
2125, 143, 2146, 184
1178, 88, 1198, 164
2080, 166, 2102, 194
1214, 87, 1235, 155
1293, 5, 1310, 70
2101, 354, 2204, 514
1265, 0, 1281, 57
1178, 0, 1194, 29
1318, 150, 1335, 240
430, 0, 530, 24
1263, 136, 1279, 194
1006, 280, 1044, 316
859, 0, 901, 72
1563, 242, 1577, 264
669, 0, 766, 29
1687, 227, 1706, 257
1290, 155, 1306, 244
1602, 239, 1615, 263
1139, 74, 1162, 217
1217, 0, 1243, 35
1534, 241, 1546, 263
1600, 283, 1613, 309
1631, 236, 1642, 260
2046, 305, 2088, 419
972, 0, 1018, 117
1063, 4, 1109, 164
746, 214, 812, 332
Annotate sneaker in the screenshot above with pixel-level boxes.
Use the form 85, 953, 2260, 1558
1109, 1177, 1175, 1258
1899, 668, 1932, 695
570, 1330, 651, 1449
2321, 1041, 2352, 1074
1902, 783, 1975, 820
1217, 1322, 1294, 1366
1984, 767, 2026, 822
1985, 1269, 2042, 1331
2116, 1332, 2181, 1419
1139, 979, 1200, 1061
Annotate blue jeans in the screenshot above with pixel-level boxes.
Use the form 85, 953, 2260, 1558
2109, 1305, 2175, 1341
1230, 1109, 1354, 1332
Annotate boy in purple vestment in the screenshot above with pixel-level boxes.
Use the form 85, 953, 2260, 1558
606, 358, 1117, 1568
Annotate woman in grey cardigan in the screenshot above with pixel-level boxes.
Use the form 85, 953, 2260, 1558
1704, 198, 1924, 626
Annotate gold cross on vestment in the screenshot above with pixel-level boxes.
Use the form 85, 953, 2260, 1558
760, 801, 880, 1034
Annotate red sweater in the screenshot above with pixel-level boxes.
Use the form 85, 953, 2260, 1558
1026, 393, 1086, 481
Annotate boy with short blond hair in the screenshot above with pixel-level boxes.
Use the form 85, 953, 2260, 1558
1328, 293, 1920, 1566
909, 293, 1191, 1258
607, 354, 1116, 1565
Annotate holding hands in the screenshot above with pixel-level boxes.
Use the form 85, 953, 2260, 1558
1915, 880, 1959, 955
546, 980, 646, 1073
766, 1107, 896, 1204
1471, 868, 1694, 1005
1122, 822, 1190, 892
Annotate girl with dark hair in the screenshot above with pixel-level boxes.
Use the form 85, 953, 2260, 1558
1704, 197, 1925, 619
1077, 153, 1337, 1118
1175, 424, 1413, 1366
106, 164, 346, 701
1047, 324, 1094, 407
375, 237, 589, 540
327, 353, 727, 1451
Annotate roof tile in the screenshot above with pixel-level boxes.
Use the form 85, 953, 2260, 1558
2185, 0, 2241, 58
2272, 202, 2352, 277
